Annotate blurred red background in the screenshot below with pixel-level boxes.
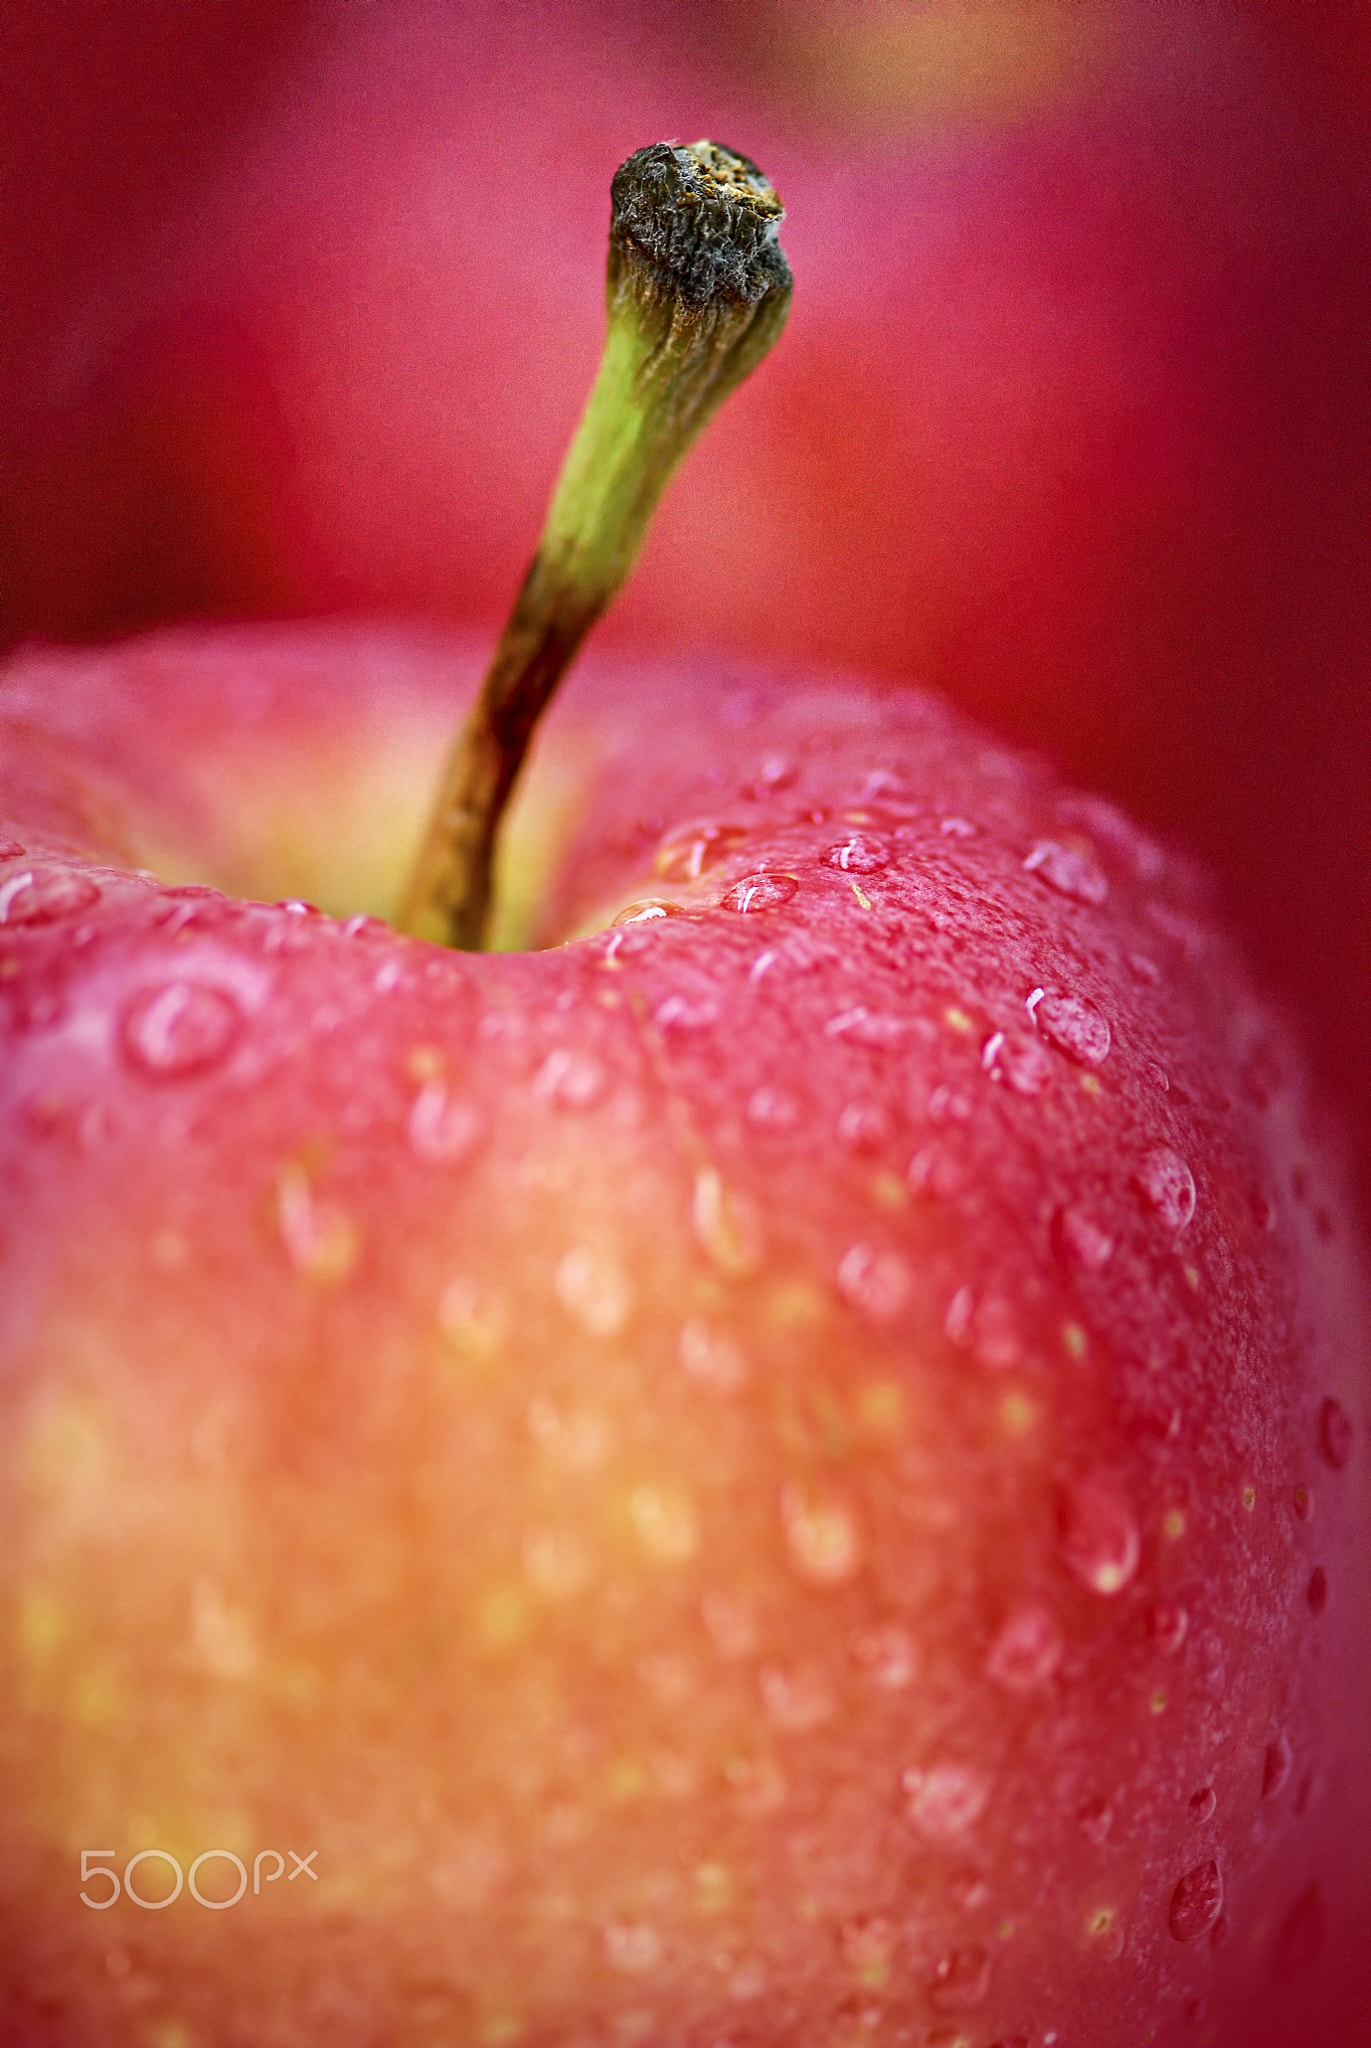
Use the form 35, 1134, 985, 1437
3, 0, 1370, 1216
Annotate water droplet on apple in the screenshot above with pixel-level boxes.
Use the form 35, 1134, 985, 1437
437, 1277, 508, 1361
1076, 1797, 1113, 1846
720, 873, 799, 913
277, 1163, 358, 1285
940, 815, 976, 839
6, 962, 68, 1032
261, 911, 317, 957
1307, 1566, 1328, 1615
612, 898, 685, 925
654, 992, 720, 1034
725, 1954, 771, 2001
1134, 1147, 1197, 1233
693, 1168, 763, 1277
903, 1762, 989, 1840
679, 1317, 749, 1393
655, 820, 747, 883
1033, 991, 1111, 1067
1146, 1601, 1189, 1653
836, 1242, 911, 1322
745, 1083, 800, 1133
701, 1589, 759, 1660
1319, 1396, 1353, 1470
858, 763, 908, 800
724, 1751, 787, 1816
1053, 1204, 1115, 1271
1023, 842, 1109, 907
1239, 1034, 1287, 1110
0, 833, 26, 859
1146, 900, 1210, 962
1169, 1860, 1223, 1942
603, 1921, 662, 1974
985, 1600, 1065, 1695
848, 1621, 919, 1689
838, 1913, 897, 1978
979, 1297, 1023, 1369
522, 1527, 593, 1600
1263, 1733, 1293, 1798
408, 1081, 484, 1163
555, 1245, 633, 1336
526, 1396, 611, 1472
118, 980, 244, 1080
0, 866, 102, 926
628, 1482, 699, 1562
945, 1284, 976, 1347
159, 880, 222, 907
836, 1101, 891, 1153
908, 1143, 964, 1201
982, 1029, 1053, 1096
532, 1046, 606, 1110
759, 1661, 834, 1731
189, 1575, 257, 1680
947, 1869, 992, 1913
826, 1005, 909, 1050
1189, 1787, 1217, 1822
824, 834, 890, 874
746, 752, 798, 796
1059, 793, 1166, 883
781, 1483, 862, 1586
1058, 1475, 1141, 1596
928, 1079, 973, 1122
929, 1944, 991, 2012
944, 1286, 1021, 1370
1122, 954, 1162, 993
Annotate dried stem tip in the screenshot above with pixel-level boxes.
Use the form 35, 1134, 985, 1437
399, 141, 792, 950
611, 140, 791, 314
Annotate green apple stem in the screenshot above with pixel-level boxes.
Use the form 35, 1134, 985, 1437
398, 141, 793, 950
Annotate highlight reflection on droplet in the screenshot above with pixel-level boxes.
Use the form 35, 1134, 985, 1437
1058, 1475, 1141, 1596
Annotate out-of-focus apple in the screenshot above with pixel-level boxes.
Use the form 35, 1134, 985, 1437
0, 623, 1366, 2045
5, 1, 1371, 1221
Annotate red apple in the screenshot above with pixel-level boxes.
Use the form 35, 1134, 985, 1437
1, 621, 1366, 2044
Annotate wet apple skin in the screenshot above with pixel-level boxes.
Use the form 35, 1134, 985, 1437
0, 626, 1367, 2045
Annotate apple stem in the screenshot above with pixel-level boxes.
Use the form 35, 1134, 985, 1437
398, 141, 793, 950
